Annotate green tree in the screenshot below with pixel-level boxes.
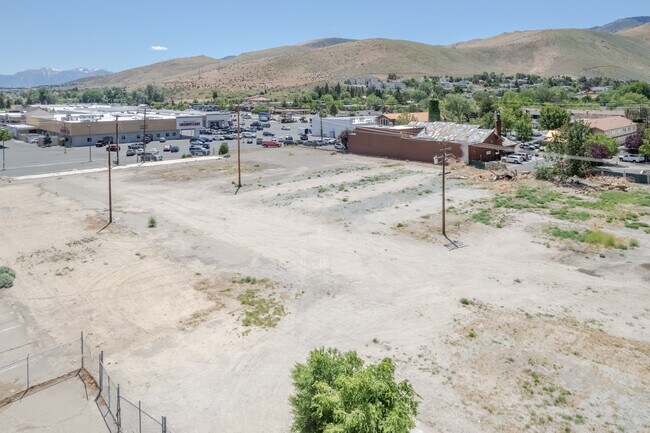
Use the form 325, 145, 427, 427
218, 143, 229, 155
428, 99, 441, 122
515, 113, 533, 142
290, 347, 419, 433
479, 112, 495, 129
443, 94, 476, 123
585, 133, 619, 158
539, 105, 571, 130
544, 121, 591, 180
0, 128, 10, 147
500, 107, 519, 135
329, 103, 339, 116
395, 112, 417, 125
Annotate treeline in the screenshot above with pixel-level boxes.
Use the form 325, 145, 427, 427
0, 84, 189, 110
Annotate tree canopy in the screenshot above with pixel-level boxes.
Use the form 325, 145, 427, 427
290, 347, 419, 433
539, 105, 571, 130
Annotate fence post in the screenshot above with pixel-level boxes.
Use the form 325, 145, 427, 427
99, 351, 104, 393
139, 400, 142, 433
117, 384, 121, 432
80, 331, 84, 370
26, 354, 30, 389
162, 416, 167, 433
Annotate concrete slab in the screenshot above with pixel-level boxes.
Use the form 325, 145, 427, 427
0, 376, 106, 433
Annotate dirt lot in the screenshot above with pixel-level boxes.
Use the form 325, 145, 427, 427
1, 147, 649, 433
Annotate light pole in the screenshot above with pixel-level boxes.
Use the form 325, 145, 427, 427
114, 115, 120, 166
87, 124, 92, 162
237, 102, 242, 188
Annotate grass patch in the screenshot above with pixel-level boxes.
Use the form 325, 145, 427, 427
549, 208, 591, 221
237, 288, 286, 328
493, 187, 562, 210
548, 227, 634, 249
472, 209, 492, 225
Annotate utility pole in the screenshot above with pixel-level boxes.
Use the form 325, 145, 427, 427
107, 137, 113, 224
141, 105, 148, 162
87, 124, 92, 162
114, 115, 120, 166
320, 111, 324, 141
441, 147, 447, 237
237, 102, 242, 188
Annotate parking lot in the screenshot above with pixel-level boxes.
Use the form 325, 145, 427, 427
0, 119, 324, 177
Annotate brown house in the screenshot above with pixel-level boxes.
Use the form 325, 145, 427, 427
348, 122, 514, 164
376, 112, 430, 126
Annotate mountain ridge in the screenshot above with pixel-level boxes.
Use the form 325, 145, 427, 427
0, 67, 112, 88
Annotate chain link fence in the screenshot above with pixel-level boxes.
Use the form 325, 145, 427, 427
0, 332, 173, 433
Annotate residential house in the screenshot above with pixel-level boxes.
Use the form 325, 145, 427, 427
376, 112, 430, 126
585, 116, 638, 143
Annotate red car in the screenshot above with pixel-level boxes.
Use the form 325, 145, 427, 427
262, 140, 281, 148
105, 144, 121, 151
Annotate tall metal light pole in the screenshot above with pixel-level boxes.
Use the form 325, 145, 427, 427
142, 106, 147, 162
107, 133, 113, 224
87, 124, 92, 162
237, 102, 242, 188
114, 115, 120, 166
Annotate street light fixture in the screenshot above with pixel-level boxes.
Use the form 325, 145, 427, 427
87, 124, 92, 162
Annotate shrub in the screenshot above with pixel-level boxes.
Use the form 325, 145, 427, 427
147, 216, 157, 228
0, 266, 15, 289
218, 143, 229, 155
0, 266, 16, 278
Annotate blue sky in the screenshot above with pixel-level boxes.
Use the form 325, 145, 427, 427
3, 0, 648, 74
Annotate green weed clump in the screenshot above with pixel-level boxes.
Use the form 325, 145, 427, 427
548, 227, 635, 249
237, 288, 285, 328
472, 209, 492, 225
147, 216, 157, 228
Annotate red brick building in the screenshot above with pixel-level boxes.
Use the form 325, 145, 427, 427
348, 122, 515, 164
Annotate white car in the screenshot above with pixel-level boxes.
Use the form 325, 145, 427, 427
281, 125, 290, 130
505, 155, 525, 164
619, 154, 645, 163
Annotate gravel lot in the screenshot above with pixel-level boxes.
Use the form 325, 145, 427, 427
0, 147, 649, 433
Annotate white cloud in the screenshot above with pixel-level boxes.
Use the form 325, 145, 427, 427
150, 45, 168, 51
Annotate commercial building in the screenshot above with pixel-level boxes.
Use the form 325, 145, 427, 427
311, 114, 378, 138
348, 121, 515, 164
25, 106, 178, 147
13, 105, 233, 147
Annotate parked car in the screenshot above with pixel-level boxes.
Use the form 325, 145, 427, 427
281, 125, 290, 131
106, 144, 121, 152
513, 152, 532, 161
95, 140, 105, 147
256, 138, 263, 145
142, 150, 163, 161
261, 123, 271, 128
262, 140, 281, 148
159, 137, 167, 143
126, 148, 136, 157
189, 138, 203, 145
619, 154, 645, 163
163, 144, 171, 152
189, 144, 209, 155
262, 131, 274, 136
504, 155, 525, 164
246, 138, 253, 144
170, 145, 180, 153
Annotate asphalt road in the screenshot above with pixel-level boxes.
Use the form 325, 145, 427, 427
0, 119, 314, 177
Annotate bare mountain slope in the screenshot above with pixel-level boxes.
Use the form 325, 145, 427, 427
81, 55, 220, 88
591, 16, 650, 33
617, 22, 650, 46
79, 30, 650, 95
